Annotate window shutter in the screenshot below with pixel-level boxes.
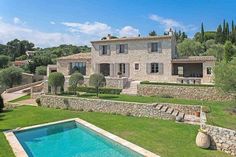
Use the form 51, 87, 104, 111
159, 63, 164, 74
115, 63, 119, 76
146, 63, 150, 74
116, 45, 120, 54
125, 63, 130, 77
158, 42, 162, 53
95, 63, 100, 74
68, 63, 72, 75
125, 44, 128, 54
107, 45, 111, 55
99, 45, 102, 55
110, 63, 114, 77
147, 43, 151, 53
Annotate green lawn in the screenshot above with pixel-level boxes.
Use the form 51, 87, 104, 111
9, 94, 31, 103
79, 93, 236, 130
0, 106, 231, 157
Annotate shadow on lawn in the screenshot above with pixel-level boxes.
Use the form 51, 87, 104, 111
0, 109, 13, 121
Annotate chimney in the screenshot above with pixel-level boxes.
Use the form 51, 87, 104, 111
107, 34, 111, 40
168, 28, 173, 36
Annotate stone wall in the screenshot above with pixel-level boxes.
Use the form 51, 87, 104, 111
137, 84, 234, 101
160, 103, 200, 115
40, 95, 202, 120
201, 124, 236, 156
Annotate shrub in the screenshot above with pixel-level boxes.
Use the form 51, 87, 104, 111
89, 73, 106, 97
0, 55, 10, 68
48, 72, 65, 95
69, 72, 84, 95
0, 94, 4, 112
35, 66, 47, 75
0, 66, 23, 88
70, 86, 122, 95
36, 98, 41, 106
202, 106, 211, 113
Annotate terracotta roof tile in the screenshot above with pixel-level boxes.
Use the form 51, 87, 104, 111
57, 53, 91, 60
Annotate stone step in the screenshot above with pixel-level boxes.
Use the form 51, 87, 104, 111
166, 108, 174, 114
156, 104, 163, 110
161, 106, 168, 112
178, 112, 185, 119
172, 110, 179, 116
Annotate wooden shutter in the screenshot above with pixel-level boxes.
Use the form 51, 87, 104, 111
147, 43, 151, 53
125, 63, 130, 77
159, 63, 164, 74
125, 44, 128, 54
109, 63, 114, 77
107, 45, 110, 55
99, 45, 102, 55
146, 63, 151, 74
115, 63, 119, 76
158, 42, 162, 53
116, 45, 120, 54
95, 63, 100, 74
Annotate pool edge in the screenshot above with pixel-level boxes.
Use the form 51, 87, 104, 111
4, 118, 160, 157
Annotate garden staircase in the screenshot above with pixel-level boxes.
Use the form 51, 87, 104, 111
155, 104, 186, 120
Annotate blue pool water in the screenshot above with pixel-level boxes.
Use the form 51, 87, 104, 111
15, 121, 143, 157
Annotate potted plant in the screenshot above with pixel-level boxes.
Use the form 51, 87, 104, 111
196, 128, 210, 149
117, 72, 122, 78
195, 111, 201, 117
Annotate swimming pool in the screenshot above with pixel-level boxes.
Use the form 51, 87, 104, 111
5, 118, 159, 157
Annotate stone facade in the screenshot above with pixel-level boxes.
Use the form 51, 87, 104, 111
201, 124, 236, 156
39, 95, 201, 120
137, 84, 234, 101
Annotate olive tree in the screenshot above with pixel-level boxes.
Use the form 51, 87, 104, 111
89, 73, 106, 97
69, 72, 84, 95
48, 72, 65, 94
0, 55, 10, 68
0, 66, 23, 88
214, 57, 236, 96
35, 66, 47, 75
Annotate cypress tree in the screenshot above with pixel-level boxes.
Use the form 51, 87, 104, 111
226, 22, 230, 40
200, 23, 205, 43
216, 24, 223, 44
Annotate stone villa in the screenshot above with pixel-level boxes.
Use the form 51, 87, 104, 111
47, 32, 216, 89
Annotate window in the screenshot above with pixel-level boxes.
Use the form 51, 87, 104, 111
119, 44, 125, 53
119, 63, 126, 74
150, 63, 159, 73
134, 63, 140, 70
207, 67, 212, 75
71, 62, 86, 75
101, 45, 108, 55
151, 43, 159, 52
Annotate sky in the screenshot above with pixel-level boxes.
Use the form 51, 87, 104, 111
0, 0, 235, 48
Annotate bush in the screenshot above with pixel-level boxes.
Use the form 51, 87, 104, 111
69, 72, 84, 94
68, 86, 122, 95
0, 55, 10, 68
36, 98, 41, 106
0, 66, 23, 88
48, 72, 65, 94
89, 73, 106, 97
35, 66, 47, 75
0, 94, 4, 112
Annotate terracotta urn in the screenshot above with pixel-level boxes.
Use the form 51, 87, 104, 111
196, 130, 210, 149
195, 111, 201, 117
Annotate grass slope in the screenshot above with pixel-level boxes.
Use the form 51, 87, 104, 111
0, 106, 231, 157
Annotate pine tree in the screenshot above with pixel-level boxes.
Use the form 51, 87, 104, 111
200, 23, 205, 43
149, 30, 157, 36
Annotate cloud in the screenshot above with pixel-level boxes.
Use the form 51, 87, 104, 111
0, 19, 86, 48
13, 17, 24, 25
149, 14, 197, 32
118, 26, 140, 37
62, 21, 112, 36
50, 21, 56, 25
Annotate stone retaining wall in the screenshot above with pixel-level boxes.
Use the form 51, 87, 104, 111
39, 95, 201, 120
201, 124, 236, 156
137, 84, 234, 101
160, 103, 200, 115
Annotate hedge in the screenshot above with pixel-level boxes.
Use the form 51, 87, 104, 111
140, 81, 215, 87
68, 86, 122, 95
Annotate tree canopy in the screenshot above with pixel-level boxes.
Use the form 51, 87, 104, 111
0, 55, 10, 68
89, 73, 106, 97
69, 72, 84, 94
48, 72, 65, 94
177, 39, 204, 56
0, 66, 23, 88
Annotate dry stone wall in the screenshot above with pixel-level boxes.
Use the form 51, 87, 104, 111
201, 124, 236, 156
137, 84, 234, 101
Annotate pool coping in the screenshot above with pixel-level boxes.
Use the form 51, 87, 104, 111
4, 118, 160, 157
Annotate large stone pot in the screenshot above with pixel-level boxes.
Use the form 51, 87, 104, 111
196, 131, 210, 149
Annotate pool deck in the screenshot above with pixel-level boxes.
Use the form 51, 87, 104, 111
4, 118, 160, 157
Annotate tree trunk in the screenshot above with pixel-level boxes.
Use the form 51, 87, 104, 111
96, 86, 99, 97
